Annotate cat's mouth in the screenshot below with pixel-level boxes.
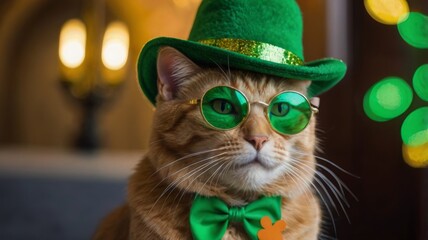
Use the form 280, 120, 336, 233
238, 157, 272, 169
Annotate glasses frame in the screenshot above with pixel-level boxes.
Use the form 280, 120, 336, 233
188, 85, 319, 135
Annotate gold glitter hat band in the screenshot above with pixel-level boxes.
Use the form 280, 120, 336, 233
198, 38, 304, 66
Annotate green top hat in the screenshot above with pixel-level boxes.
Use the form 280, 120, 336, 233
138, 0, 347, 105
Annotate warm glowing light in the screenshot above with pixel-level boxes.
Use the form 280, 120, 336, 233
403, 142, 428, 168
363, 77, 413, 122
59, 19, 86, 68
102, 21, 129, 71
398, 12, 428, 49
401, 107, 428, 146
413, 64, 428, 101
364, 0, 409, 25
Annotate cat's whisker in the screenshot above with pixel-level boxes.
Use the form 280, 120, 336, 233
181, 159, 224, 193
215, 159, 234, 188
148, 152, 229, 193
149, 162, 216, 213
274, 151, 313, 203
211, 138, 238, 188
196, 160, 227, 195
149, 147, 229, 178
293, 159, 341, 208
280, 164, 313, 206
318, 171, 350, 207
166, 160, 220, 212
150, 152, 227, 195
207, 161, 228, 189
226, 55, 232, 81
315, 155, 360, 179
318, 232, 337, 240
291, 158, 352, 224
208, 58, 232, 83
292, 160, 340, 215
283, 159, 322, 203
294, 159, 349, 205
172, 157, 226, 211
316, 163, 347, 197
290, 149, 358, 201
285, 167, 338, 237
149, 154, 226, 215
285, 158, 338, 235
316, 172, 351, 221
290, 149, 359, 179
316, 163, 358, 202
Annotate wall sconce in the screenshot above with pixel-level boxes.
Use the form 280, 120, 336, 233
59, 15, 129, 150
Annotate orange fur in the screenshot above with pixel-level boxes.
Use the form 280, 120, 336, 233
94, 48, 321, 240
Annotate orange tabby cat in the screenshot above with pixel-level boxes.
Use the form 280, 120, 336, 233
93, 47, 321, 240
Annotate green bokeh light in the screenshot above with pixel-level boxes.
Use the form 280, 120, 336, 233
413, 64, 428, 101
397, 12, 428, 49
401, 107, 428, 146
363, 77, 413, 122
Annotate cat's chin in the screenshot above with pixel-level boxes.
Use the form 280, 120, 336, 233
224, 161, 287, 192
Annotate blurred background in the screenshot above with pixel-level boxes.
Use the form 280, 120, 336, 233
0, 0, 427, 239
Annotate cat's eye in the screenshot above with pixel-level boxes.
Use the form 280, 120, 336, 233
199, 86, 249, 130
270, 102, 290, 117
188, 86, 317, 135
211, 99, 234, 114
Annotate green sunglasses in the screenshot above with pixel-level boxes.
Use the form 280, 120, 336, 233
188, 86, 319, 135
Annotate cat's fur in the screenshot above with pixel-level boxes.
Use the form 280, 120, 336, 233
93, 47, 320, 240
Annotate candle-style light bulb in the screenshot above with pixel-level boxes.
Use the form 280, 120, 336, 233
59, 19, 87, 68
101, 21, 129, 71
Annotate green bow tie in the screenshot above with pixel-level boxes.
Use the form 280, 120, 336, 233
189, 194, 282, 240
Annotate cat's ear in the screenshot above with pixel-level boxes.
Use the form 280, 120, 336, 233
156, 47, 200, 101
310, 97, 320, 108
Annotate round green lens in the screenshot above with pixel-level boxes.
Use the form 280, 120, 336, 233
201, 86, 248, 130
268, 92, 311, 135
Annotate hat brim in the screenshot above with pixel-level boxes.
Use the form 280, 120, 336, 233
138, 37, 347, 105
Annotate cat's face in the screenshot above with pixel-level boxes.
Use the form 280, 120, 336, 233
149, 47, 317, 199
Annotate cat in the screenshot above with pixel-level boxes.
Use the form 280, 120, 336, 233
93, 46, 321, 240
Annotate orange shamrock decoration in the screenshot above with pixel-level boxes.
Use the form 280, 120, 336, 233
257, 216, 286, 240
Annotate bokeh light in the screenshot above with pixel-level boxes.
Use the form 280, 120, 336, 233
403, 142, 428, 168
413, 64, 428, 101
401, 107, 428, 146
363, 77, 413, 122
59, 19, 86, 68
364, 0, 409, 25
102, 21, 129, 71
398, 12, 428, 49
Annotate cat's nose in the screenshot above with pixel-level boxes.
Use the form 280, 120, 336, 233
245, 135, 269, 151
